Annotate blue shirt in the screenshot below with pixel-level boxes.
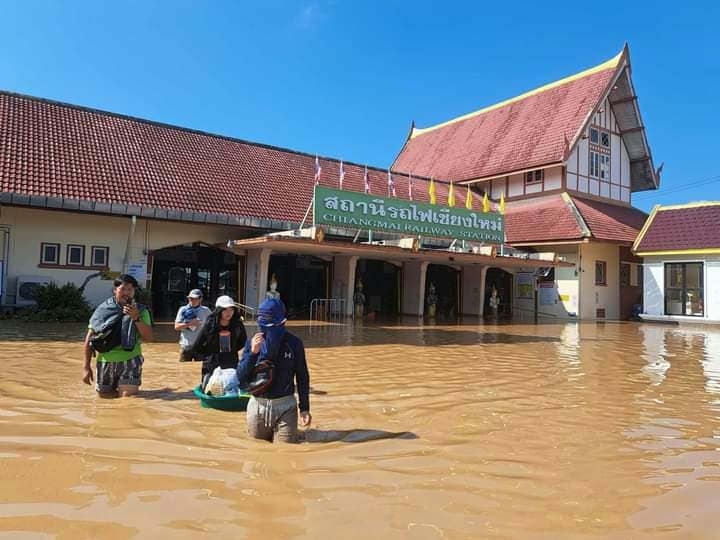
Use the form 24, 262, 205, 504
236, 332, 310, 413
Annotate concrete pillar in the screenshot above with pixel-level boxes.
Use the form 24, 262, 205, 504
332, 255, 358, 316
462, 265, 488, 317
244, 248, 271, 310
402, 260, 428, 316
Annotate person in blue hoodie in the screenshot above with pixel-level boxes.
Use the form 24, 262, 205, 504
237, 298, 311, 443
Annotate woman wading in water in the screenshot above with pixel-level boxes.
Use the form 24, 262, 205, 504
192, 295, 247, 386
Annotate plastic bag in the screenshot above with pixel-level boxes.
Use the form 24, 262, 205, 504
204, 366, 239, 396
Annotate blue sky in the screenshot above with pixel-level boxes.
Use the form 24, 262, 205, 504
1, 1, 718, 212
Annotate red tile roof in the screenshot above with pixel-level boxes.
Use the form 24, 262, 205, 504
573, 196, 647, 244
0, 92, 470, 224
634, 203, 720, 253
392, 57, 620, 182
504, 195, 584, 243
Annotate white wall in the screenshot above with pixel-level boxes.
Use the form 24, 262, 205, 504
0, 206, 242, 307
332, 255, 358, 316
244, 248, 271, 310
643, 254, 720, 322
579, 242, 620, 320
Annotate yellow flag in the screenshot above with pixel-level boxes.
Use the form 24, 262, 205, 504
448, 181, 455, 207
482, 192, 490, 213
499, 193, 505, 214
429, 178, 436, 205
465, 187, 473, 210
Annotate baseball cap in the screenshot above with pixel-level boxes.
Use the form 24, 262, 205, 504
215, 295, 237, 309
257, 298, 287, 327
187, 289, 203, 299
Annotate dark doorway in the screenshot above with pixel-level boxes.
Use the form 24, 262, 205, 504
425, 264, 460, 319
267, 254, 330, 318
485, 268, 513, 319
150, 243, 241, 321
356, 259, 400, 316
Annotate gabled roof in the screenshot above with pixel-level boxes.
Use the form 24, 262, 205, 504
392, 46, 659, 192
0, 91, 472, 226
633, 202, 720, 255
505, 193, 647, 245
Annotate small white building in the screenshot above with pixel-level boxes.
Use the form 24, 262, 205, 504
633, 202, 720, 323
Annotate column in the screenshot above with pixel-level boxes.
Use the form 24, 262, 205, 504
462, 265, 488, 317
244, 248, 271, 310
332, 255, 358, 316
402, 260, 428, 316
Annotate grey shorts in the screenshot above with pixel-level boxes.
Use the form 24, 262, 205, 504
96, 355, 143, 394
247, 395, 299, 443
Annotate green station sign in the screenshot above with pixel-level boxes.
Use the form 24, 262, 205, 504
313, 186, 504, 243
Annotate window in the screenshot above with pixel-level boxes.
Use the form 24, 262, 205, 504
589, 151, 600, 178
589, 128, 599, 144
600, 131, 610, 148
595, 261, 607, 286
620, 262, 631, 286
91, 246, 109, 268
600, 154, 611, 180
525, 169, 544, 185
665, 263, 704, 316
40, 243, 60, 265
66, 244, 85, 266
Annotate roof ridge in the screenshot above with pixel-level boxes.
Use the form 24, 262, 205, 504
561, 192, 592, 238
410, 49, 624, 140
0, 90, 447, 184
657, 201, 720, 211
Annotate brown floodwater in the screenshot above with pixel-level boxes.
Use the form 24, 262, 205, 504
1, 319, 720, 539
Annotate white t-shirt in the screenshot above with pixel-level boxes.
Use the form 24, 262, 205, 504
175, 304, 212, 348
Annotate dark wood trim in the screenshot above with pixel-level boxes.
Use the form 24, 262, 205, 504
40, 242, 61, 265
38, 263, 109, 270
610, 95, 637, 106
565, 188, 633, 208
621, 126, 645, 135
66, 244, 85, 266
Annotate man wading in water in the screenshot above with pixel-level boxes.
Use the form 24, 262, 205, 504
237, 298, 311, 443
82, 274, 153, 397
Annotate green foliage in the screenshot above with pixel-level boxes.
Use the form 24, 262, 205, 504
16, 282, 93, 322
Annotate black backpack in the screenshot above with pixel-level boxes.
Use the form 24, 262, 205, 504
89, 320, 121, 354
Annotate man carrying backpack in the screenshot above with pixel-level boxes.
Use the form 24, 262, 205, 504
82, 274, 153, 397
237, 298, 311, 443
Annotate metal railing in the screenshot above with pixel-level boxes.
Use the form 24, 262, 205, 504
309, 298, 347, 322
235, 303, 257, 321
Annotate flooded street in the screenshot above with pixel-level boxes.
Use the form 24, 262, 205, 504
1, 320, 720, 539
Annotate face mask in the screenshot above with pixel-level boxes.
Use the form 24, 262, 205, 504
259, 324, 286, 358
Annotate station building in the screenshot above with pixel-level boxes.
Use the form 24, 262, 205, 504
0, 45, 658, 321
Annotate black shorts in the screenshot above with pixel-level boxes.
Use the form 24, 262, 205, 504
96, 356, 143, 393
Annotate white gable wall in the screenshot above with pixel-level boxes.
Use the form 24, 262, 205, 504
565, 96, 632, 205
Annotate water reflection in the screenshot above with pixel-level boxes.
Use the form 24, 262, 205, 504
1, 320, 720, 538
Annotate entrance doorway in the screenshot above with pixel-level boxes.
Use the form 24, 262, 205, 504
485, 268, 513, 319
355, 259, 400, 317
425, 264, 460, 319
267, 254, 330, 319
150, 243, 241, 321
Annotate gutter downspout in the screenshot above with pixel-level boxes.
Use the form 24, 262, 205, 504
122, 216, 137, 274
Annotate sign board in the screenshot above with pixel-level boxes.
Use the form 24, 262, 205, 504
127, 259, 148, 284
538, 282, 556, 305
314, 186, 504, 243
516, 272, 535, 299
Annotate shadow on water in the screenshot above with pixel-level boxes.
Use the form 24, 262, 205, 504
302, 428, 418, 443
136, 388, 197, 401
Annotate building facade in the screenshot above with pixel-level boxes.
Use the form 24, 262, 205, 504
633, 202, 720, 323
392, 45, 659, 320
